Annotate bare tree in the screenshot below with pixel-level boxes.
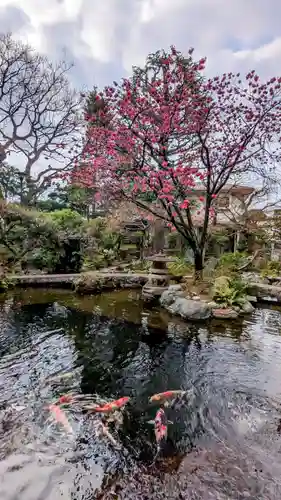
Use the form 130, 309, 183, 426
0, 33, 84, 205
221, 180, 281, 233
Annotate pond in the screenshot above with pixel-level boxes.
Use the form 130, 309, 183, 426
1, 288, 281, 499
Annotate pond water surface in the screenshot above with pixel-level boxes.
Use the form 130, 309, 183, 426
1, 289, 281, 499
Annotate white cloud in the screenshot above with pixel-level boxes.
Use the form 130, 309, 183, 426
1, 0, 281, 83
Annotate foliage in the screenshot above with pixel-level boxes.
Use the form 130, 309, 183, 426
168, 256, 193, 277
260, 260, 281, 278
215, 252, 249, 276
25, 246, 64, 273
127, 259, 152, 272
212, 276, 248, 308
0, 272, 13, 292
38, 183, 97, 217
86, 217, 107, 238
82, 255, 106, 271
76, 45, 281, 276
23, 209, 85, 273
102, 230, 120, 250
82, 216, 121, 270
0, 164, 24, 201
0, 203, 60, 268
209, 230, 230, 247
167, 232, 178, 249
46, 208, 85, 234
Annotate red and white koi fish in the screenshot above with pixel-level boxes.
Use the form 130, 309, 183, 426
83, 397, 130, 414
149, 390, 187, 404
48, 403, 73, 434
148, 408, 172, 447
148, 408, 172, 464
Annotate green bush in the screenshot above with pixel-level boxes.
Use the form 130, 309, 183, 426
167, 232, 178, 249
215, 251, 249, 276
212, 275, 248, 308
0, 275, 12, 292
260, 260, 281, 278
101, 230, 120, 250
25, 247, 63, 273
82, 248, 117, 271
82, 254, 106, 271
46, 208, 84, 233
168, 256, 193, 277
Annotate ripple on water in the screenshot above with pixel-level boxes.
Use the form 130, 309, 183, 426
1, 292, 281, 498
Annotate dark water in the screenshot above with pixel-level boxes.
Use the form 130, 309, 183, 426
1, 289, 281, 499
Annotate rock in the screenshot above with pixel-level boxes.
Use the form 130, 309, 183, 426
207, 301, 222, 309
246, 295, 257, 303
167, 284, 183, 292
240, 300, 255, 314
160, 285, 185, 307
241, 272, 268, 285
75, 272, 147, 294
212, 308, 239, 319
141, 284, 167, 303
233, 306, 241, 313
167, 297, 211, 321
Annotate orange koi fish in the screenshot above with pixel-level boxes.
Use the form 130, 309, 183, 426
149, 390, 187, 404
48, 403, 73, 434
84, 397, 130, 414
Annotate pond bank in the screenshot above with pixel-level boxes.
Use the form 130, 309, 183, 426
8, 272, 149, 290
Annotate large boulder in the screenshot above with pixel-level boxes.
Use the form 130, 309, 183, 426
160, 285, 185, 307
167, 297, 211, 321
240, 300, 255, 314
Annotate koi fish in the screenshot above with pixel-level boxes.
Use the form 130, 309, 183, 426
149, 390, 187, 405
56, 393, 74, 405
48, 403, 73, 434
148, 408, 172, 464
56, 393, 108, 407
84, 397, 130, 414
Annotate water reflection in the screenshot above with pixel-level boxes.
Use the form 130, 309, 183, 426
0, 290, 281, 498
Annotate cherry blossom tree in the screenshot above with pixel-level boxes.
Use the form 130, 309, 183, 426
74, 46, 281, 278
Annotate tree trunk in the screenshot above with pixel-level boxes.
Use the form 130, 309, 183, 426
194, 251, 204, 282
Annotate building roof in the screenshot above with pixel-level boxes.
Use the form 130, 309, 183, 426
191, 184, 255, 196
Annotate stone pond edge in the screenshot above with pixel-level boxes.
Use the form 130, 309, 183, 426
5, 270, 281, 321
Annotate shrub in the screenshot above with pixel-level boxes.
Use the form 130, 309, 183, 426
215, 251, 249, 276
82, 254, 106, 271
260, 260, 281, 278
168, 256, 193, 277
167, 232, 178, 249
212, 275, 248, 308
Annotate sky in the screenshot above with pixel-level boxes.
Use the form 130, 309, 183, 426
1, 0, 281, 91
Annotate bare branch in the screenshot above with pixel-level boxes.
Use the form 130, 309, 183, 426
0, 33, 84, 205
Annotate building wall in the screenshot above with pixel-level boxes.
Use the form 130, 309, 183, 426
188, 192, 246, 226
